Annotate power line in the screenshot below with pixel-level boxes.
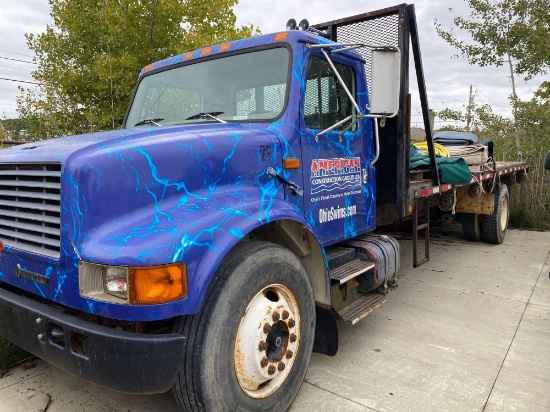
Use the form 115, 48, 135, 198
0, 64, 32, 73
425, 79, 472, 87
0, 49, 34, 59
475, 88, 513, 117
0, 77, 39, 85
0, 56, 36, 65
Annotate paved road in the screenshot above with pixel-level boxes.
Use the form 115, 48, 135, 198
1, 226, 549, 412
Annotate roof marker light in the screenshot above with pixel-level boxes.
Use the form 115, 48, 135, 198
286, 18, 297, 30
184, 52, 194, 60
144, 64, 153, 72
219, 43, 231, 52
274, 32, 289, 41
200, 48, 212, 56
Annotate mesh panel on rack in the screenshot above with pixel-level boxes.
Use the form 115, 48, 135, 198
334, 14, 399, 96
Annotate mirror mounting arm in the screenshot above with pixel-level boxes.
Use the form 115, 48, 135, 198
309, 43, 400, 167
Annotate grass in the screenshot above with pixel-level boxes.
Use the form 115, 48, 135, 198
0, 338, 30, 370
509, 151, 550, 231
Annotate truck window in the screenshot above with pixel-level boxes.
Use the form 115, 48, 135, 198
304, 56, 356, 130
126, 47, 290, 127
139, 86, 201, 124
236, 83, 286, 118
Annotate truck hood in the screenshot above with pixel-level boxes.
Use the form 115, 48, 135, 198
0, 122, 287, 264
0, 123, 260, 164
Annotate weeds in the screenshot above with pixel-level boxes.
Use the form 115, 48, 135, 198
0, 338, 30, 370
509, 149, 550, 231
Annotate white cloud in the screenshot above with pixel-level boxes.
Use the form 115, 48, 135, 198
0, 0, 543, 122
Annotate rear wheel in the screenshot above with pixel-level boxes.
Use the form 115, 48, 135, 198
482, 184, 509, 244
172, 242, 315, 411
462, 213, 482, 241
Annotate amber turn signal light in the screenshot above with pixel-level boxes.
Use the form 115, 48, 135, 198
129, 263, 187, 305
284, 158, 300, 169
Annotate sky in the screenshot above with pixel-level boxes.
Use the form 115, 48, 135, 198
0, 0, 544, 129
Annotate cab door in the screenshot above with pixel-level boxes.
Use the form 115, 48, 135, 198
300, 53, 376, 244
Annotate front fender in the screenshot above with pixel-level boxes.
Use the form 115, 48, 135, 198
80, 195, 318, 317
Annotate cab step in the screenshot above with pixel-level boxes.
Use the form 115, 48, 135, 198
329, 258, 375, 284
336, 293, 387, 325
325, 247, 355, 270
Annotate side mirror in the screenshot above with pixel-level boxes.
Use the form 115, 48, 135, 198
545, 150, 550, 170
370, 48, 400, 116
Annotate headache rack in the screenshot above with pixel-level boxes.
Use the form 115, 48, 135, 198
314, 3, 439, 222
314, 4, 441, 267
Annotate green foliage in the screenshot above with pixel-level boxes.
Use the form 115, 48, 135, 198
435, 0, 550, 80
17, 0, 258, 139
0, 118, 25, 141
0, 338, 29, 369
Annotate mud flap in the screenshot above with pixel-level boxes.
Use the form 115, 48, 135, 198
313, 304, 338, 356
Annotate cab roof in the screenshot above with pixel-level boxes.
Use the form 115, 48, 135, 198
138, 30, 361, 77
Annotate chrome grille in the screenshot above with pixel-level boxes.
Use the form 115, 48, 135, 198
0, 163, 62, 258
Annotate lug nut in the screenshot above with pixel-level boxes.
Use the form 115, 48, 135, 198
260, 357, 269, 368
282, 310, 289, 320
272, 312, 280, 322
290, 333, 297, 343
288, 318, 295, 328
285, 349, 293, 359
268, 365, 276, 375
278, 362, 286, 371
36, 318, 42, 325
263, 323, 271, 334
37, 334, 45, 342
258, 341, 267, 351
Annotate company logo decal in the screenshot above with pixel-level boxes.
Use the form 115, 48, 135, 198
310, 157, 361, 194
319, 205, 357, 223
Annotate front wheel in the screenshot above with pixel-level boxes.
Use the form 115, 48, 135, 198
172, 242, 315, 411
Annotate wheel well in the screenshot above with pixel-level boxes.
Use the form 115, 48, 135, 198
243, 220, 330, 306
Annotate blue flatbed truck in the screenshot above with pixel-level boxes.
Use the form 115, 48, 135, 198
0, 4, 528, 411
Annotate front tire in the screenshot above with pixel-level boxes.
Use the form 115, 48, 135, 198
172, 242, 315, 411
482, 184, 510, 244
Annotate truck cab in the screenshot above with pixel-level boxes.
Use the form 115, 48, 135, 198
124, 30, 380, 244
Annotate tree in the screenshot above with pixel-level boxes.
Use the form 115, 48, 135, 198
435, 0, 550, 160
17, 0, 258, 139
435, 0, 550, 80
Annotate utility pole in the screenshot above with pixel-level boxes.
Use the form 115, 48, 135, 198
505, 49, 522, 161
466, 84, 473, 130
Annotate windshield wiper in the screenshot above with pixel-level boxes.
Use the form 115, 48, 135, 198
185, 112, 226, 123
134, 118, 164, 127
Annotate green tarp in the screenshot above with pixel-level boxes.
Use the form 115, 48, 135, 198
410, 147, 472, 184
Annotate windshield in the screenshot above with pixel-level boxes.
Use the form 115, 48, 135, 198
126, 47, 290, 127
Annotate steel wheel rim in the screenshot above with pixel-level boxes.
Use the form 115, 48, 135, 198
234, 284, 300, 399
500, 194, 509, 231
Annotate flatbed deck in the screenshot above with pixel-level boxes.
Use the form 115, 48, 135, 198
412, 161, 530, 199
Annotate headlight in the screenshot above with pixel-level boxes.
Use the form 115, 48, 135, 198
79, 261, 187, 304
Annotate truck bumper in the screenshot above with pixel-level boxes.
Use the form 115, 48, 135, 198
0, 286, 185, 394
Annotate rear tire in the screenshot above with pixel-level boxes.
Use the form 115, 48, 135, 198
462, 213, 482, 241
482, 184, 509, 244
172, 241, 315, 412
